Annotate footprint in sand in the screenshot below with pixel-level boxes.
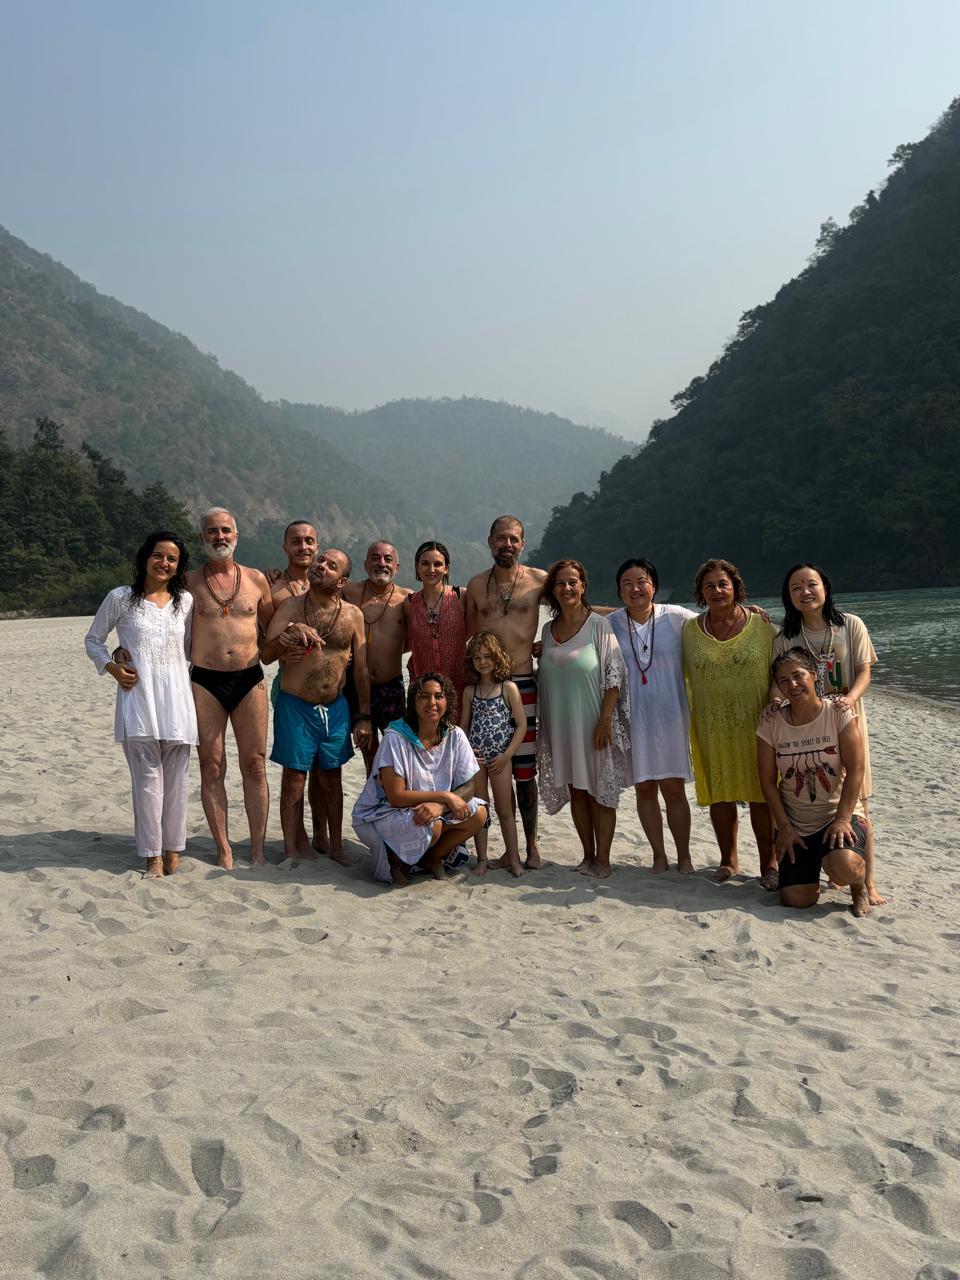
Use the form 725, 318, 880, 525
608, 1199, 673, 1250
12, 1153, 56, 1188
80, 1103, 125, 1131
191, 1138, 243, 1207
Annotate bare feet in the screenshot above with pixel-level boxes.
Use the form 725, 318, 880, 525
290, 834, 320, 865
650, 855, 669, 875
576, 856, 596, 875
144, 856, 164, 878
524, 845, 544, 870
162, 852, 180, 876
506, 858, 524, 878
311, 832, 330, 855
867, 882, 887, 906
589, 862, 612, 879
713, 864, 736, 883
473, 860, 490, 877
326, 844, 351, 867
216, 849, 234, 871
249, 851, 266, 867
391, 867, 411, 887
759, 870, 779, 892
851, 884, 872, 917
677, 857, 695, 876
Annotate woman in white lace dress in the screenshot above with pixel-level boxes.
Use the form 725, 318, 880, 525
85, 531, 197, 877
537, 559, 629, 878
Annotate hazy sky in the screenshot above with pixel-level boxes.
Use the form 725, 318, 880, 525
3, 2, 958, 439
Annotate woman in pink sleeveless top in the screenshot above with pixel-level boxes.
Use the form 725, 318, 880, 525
404, 541, 467, 714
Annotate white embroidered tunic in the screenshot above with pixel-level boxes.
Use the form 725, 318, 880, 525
85, 587, 198, 745
537, 612, 630, 812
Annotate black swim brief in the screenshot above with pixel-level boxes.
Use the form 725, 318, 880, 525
777, 814, 867, 888
344, 670, 405, 733
191, 663, 265, 714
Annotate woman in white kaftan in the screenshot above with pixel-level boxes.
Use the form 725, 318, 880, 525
607, 558, 696, 874
352, 673, 489, 884
84, 532, 197, 877
537, 560, 628, 877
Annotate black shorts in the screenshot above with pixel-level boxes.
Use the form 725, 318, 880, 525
343, 670, 406, 733
778, 814, 867, 888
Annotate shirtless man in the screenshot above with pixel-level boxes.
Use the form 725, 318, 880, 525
270, 521, 317, 605
341, 541, 410, 774
465, 515, 547, 869
263, 549, 371, 865
189, 508, 275, 869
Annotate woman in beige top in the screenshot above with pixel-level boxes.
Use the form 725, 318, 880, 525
757, 649, 874, 917
769, 562, 884, 907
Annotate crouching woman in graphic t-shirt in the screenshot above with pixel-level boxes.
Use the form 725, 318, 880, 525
756, 647, 876, 917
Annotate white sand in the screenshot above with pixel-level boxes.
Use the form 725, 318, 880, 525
1, 616, 959, 1279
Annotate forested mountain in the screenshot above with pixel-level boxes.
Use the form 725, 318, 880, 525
0, 419, 195, 615
277, 398, 628, 572
0, 223, 626, 582
535, 98, 960, 599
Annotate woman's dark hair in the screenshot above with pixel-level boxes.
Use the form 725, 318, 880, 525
693, 558, 747, 608
771, 647, 819, 680
405, 671, 459, 733
131, 531, 190, 611
414, 540, 451, 583
542, 559, 590, 617
615, 558, 659, 594
780, 563, 845, 638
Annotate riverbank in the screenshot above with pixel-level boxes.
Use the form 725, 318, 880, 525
1, 616, 958, 1278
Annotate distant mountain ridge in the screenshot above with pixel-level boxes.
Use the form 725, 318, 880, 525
0, 224, 627, 578
534, 97, 960, 597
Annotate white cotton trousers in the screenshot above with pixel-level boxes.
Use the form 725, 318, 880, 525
122, 738, 191, 858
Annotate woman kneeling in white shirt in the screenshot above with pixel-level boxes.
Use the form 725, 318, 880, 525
85, 531, 198, 877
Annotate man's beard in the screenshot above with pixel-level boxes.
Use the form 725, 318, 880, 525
206, 542, 235, 562
369, 568, 394, 583
493, 551, 517, 568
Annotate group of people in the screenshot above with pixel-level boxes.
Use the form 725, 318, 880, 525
85, 509, 884, 916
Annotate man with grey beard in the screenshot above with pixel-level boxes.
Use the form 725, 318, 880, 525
186, 508, 275, 869
341, 541, 410, 775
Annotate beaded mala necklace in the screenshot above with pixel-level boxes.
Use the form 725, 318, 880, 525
202, 563, 242, 615
626, 608, 656, 685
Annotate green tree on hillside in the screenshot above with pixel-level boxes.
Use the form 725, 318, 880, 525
0, 418, 196, 615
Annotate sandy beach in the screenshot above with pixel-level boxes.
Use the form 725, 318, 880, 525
2, 615, 959, 1279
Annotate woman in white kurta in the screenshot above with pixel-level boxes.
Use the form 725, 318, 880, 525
537, 560, 628, 878
608, 558, 696, 874
84, 531, 197, 877
352, 673, 489, 885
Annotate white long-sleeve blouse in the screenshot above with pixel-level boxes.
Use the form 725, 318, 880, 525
84, 587, 198, 745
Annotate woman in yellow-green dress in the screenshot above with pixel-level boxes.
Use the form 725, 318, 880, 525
682, 558, 778, 889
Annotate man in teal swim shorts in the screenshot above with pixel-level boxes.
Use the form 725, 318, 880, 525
262, 549, 371, 865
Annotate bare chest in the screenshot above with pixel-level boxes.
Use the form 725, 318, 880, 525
192, 577, 261, 628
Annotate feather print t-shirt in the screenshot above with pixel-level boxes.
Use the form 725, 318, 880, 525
756, 699, 862, 835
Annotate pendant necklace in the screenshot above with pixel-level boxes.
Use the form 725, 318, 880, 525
360, 581, 395, 641
282, 570, 309, 597
422, 586, 444, 627
487, 565, 520, 616
203, 563, 242, 616
627, 608, 656, 685
304, 592, 343, 640
800, 621, 835, 698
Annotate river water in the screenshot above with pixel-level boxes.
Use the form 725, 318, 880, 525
667, 586, 960, 709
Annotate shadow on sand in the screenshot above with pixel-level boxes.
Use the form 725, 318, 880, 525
0, 828, 866, 921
